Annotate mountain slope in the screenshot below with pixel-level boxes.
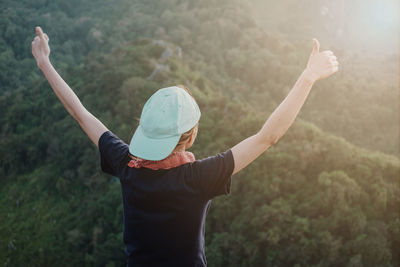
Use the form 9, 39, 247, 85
1, 0, 399, 266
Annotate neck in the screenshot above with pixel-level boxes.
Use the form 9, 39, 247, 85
128, 149, 188, 161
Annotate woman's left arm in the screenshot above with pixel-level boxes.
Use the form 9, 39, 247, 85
32, 26, 108, 146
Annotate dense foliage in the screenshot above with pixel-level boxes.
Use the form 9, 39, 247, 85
1, 0, 399, 266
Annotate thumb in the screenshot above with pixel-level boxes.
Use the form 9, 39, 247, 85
311, 38, 320, 56
36, 26, 45, 40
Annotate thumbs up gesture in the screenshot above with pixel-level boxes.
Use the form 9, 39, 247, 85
31, 26, 51, 69
305, 38, 339, 82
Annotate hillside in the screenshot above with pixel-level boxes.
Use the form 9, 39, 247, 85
1, 0, 399, 266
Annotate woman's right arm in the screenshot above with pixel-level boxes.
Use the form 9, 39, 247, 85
32, 26, 109, 147
230, 38, 339, 175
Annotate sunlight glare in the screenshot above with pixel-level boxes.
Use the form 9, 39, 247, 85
365, 0, 399, 30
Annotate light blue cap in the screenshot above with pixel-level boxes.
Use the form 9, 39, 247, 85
129, 86, 201, 160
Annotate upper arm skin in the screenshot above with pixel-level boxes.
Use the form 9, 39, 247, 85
76, 109, 109, 147
230, 133, 275, 175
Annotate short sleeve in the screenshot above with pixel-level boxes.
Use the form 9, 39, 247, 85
191, 149, 235, 200
98, 130, 129, 176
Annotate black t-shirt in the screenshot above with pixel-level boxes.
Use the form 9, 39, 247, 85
98, 130, 235, 267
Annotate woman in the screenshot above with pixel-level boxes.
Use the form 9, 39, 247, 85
32, 26, 339, 266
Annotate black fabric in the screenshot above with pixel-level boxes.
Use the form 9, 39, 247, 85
98, 130, 235, 267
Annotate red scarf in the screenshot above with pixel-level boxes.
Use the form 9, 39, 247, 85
127, 151, 195, 170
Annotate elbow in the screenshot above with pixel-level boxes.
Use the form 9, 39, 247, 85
74, 107, 89, 124
257, 132, 279, 147
72, 111, 83, 124
267, 136, 279, 146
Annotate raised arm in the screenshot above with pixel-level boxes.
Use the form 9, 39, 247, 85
31, 26, 108, 146
231, 38, 339, 175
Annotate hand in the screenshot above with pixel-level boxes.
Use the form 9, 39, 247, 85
304, 38, 339, 82
31, 26, 50, 69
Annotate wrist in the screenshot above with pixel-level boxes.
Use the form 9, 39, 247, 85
302, 69, 317, 85
38, 58, 51, 70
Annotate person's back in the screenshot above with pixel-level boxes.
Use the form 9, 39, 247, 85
31, 26, 339, 266
99, 130, 234, 266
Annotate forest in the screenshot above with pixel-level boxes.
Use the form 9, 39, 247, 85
0, 0, 399, 266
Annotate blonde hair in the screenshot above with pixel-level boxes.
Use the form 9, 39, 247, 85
173, 84, 199, 152
174, 122, 198, 151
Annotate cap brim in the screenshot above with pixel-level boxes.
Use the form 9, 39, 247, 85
128, 125, 181, 161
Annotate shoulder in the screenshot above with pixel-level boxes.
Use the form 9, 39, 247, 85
99, 130, 120, 143
98, 130, 130, 176
191, 149, 234, 167
99, 130, 129, 150
186, 149, 235, 199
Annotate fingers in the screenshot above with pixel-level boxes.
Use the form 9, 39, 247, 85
324, 51, 339, 72
44, 33, 49, 41
32, 36, 39, 48
323, 50, 338, 65
322, 51, 333, 57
